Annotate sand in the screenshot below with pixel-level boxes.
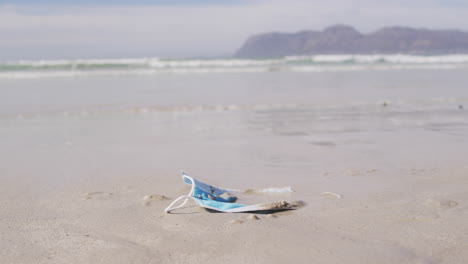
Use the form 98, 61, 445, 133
1, 117, 467, 264
2, 167, 468, 264
1, 70, 468, 263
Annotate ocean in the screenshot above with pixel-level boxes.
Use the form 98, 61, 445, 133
2, 54, 468, 80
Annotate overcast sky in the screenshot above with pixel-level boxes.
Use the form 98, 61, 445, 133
1, 0, 468, 60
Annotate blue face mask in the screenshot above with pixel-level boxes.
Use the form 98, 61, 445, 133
165, 172, 299, 213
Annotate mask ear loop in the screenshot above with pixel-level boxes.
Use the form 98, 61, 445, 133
164, 175, 197, 213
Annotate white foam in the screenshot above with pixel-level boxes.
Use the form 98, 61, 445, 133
147, 58, 284, 68
286, 54, 468, 64
11, 57, 153, 67
2, 54, 468, 79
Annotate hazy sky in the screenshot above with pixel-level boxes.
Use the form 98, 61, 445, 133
1, 0, 468, 60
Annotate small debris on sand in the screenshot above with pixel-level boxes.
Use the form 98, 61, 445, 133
82, 192, 114, 200
247, 215, 260, 220
425, 198, 458, 210
142, 194, 170, 206
265, 214, 277, 218
345, 169, 361, 176
260, 200, 305, 210
321, 192, 342, 199
143, 194, 169, 201
228, 219, 244, 224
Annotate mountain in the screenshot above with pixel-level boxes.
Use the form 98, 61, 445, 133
234, 25, 468, 58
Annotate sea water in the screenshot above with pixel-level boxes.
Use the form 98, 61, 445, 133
2, 54, 468, 79
1, 55, 468, 191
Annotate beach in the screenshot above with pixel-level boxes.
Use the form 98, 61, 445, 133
1, 62, 468, 263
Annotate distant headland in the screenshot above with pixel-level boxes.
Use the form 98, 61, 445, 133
234, 25, 468, 58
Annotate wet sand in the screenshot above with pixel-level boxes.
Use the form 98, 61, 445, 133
1, 70, 468, 263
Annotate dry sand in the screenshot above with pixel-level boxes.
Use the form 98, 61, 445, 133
1, 131, 467, 263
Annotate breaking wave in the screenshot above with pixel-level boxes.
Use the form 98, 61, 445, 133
2, 54, 468, 79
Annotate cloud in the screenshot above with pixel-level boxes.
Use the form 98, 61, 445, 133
0, 0, 248, 6
1, 0, 468, 59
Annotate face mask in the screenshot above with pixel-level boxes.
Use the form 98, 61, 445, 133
165, 171, 301, 213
